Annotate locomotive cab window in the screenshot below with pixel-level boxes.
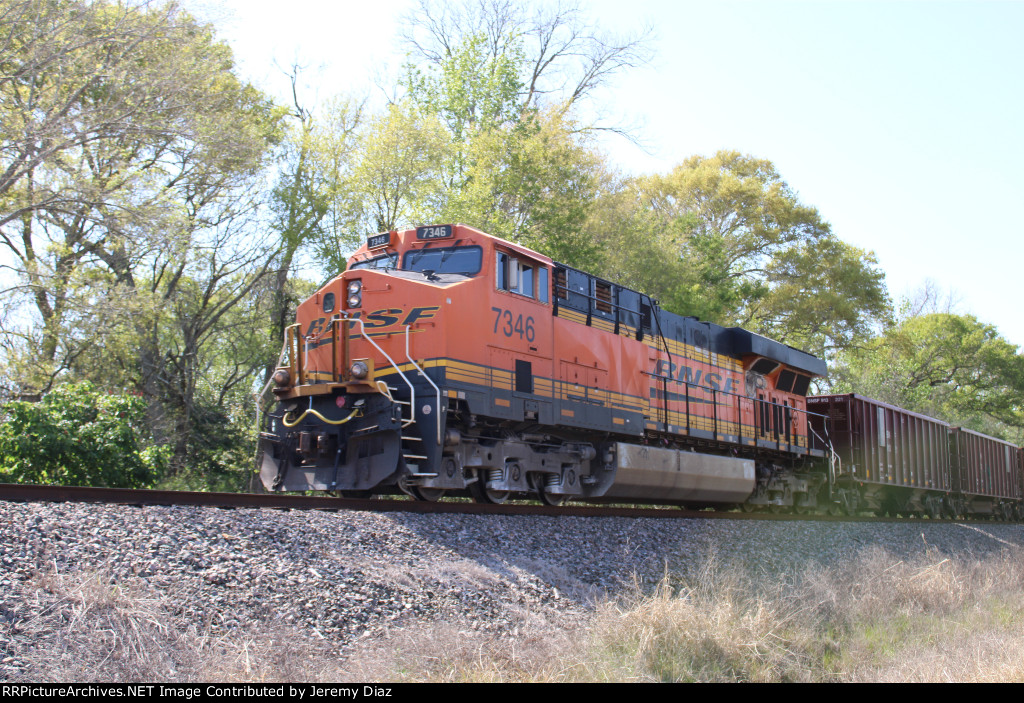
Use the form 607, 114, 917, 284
403, 245, 482, 276
350, 253, 398, 271
496, 251, 538, 298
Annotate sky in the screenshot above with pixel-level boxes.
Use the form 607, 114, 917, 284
200, 0, 1024, 347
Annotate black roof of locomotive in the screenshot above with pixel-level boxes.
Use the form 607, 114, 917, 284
551, 260, 828, 378
653, 308, 827, 377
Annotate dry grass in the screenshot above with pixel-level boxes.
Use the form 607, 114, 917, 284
9, 543, 1024, 682
584, 555, 822, 682
340, 617, 585, 682
581, 545, 1024, 682
7, 571, 345, 682
350, 545, 1024, 682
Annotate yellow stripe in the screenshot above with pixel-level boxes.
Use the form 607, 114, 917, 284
373, 356, 647, 413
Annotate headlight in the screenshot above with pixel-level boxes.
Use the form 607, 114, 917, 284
350, 361, 369, 379
346, 280, 362, 308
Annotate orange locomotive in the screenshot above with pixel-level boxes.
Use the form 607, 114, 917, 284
259, 224, 830, 507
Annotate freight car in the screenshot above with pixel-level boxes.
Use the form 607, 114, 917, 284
807, 395, 1023, 519
257, 223, 1023, 518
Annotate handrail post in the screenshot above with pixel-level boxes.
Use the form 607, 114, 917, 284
331, 318, 340, 381
405, 325, 443, 445
737, 393, 742, 445
712, 388, 718, 439
684, 381, 690, 433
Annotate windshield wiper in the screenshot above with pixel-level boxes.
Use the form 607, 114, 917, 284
438, 239, 463, 268
409, 242, 436, 266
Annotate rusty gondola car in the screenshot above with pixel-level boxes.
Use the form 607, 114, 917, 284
949, 427, 1021, 519
808, 394, 1023, 519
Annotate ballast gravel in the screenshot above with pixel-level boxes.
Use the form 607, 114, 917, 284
2, 498, 1024, 680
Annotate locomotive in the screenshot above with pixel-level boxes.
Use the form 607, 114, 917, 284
257, 223, 1023, 518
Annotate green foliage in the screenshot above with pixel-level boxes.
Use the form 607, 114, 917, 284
0, 382, 166, 487
832, 312, 1024, 439
398, 34, 605, 269
351, 102, 450, 233
756, 235, 891, 355
154, 404, 256, 493
404, 32, 526, 142
1, 0, 286, 485
592, 151, 890, 357
270, 92, 364, 277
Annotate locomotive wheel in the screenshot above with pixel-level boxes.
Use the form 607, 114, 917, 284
470, 480, 510, 504
411, 486, 446, 502
538, 485, 567, 507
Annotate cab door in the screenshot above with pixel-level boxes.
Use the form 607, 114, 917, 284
488, 248, 554, 424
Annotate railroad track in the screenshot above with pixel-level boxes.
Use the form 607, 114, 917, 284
0, 482, 997, 524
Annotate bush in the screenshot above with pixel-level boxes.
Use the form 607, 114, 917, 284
155, 405, 256, 493
0, 382, 166, 487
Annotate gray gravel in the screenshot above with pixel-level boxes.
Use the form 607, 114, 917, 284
3, 498, 1024, 680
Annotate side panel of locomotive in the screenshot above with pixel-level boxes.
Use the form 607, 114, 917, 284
548, 263, 827, 452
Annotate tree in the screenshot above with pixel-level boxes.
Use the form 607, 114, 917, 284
474, 106, 606, 268
754, 235, 890, 355
268, 75, 364, 352
0, 0, 285, 486
396, 17, 616, 269
350, 103, 450, 233
401, 0, 651, 116
0, 0, 283, 395
592, 151, 890, 358
0, 0, 175, 210
832, 311, 1024, 439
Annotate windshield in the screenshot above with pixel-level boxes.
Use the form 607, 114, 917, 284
402, 245, 482, 276
349, 253, 398, 271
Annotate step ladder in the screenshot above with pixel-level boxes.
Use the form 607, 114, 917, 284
398, 401, 436, 479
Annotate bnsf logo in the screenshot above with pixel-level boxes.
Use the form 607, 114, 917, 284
305, 306, 440, 337
655, 359, 737, 394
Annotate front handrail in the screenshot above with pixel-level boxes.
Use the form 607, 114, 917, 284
404, 324, 442, 445
347, 314, 417, 428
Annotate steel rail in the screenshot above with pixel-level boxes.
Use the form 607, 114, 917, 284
1, 483, 1012, 524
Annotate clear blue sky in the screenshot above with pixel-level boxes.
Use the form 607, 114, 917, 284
206, 0, 1024, 346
